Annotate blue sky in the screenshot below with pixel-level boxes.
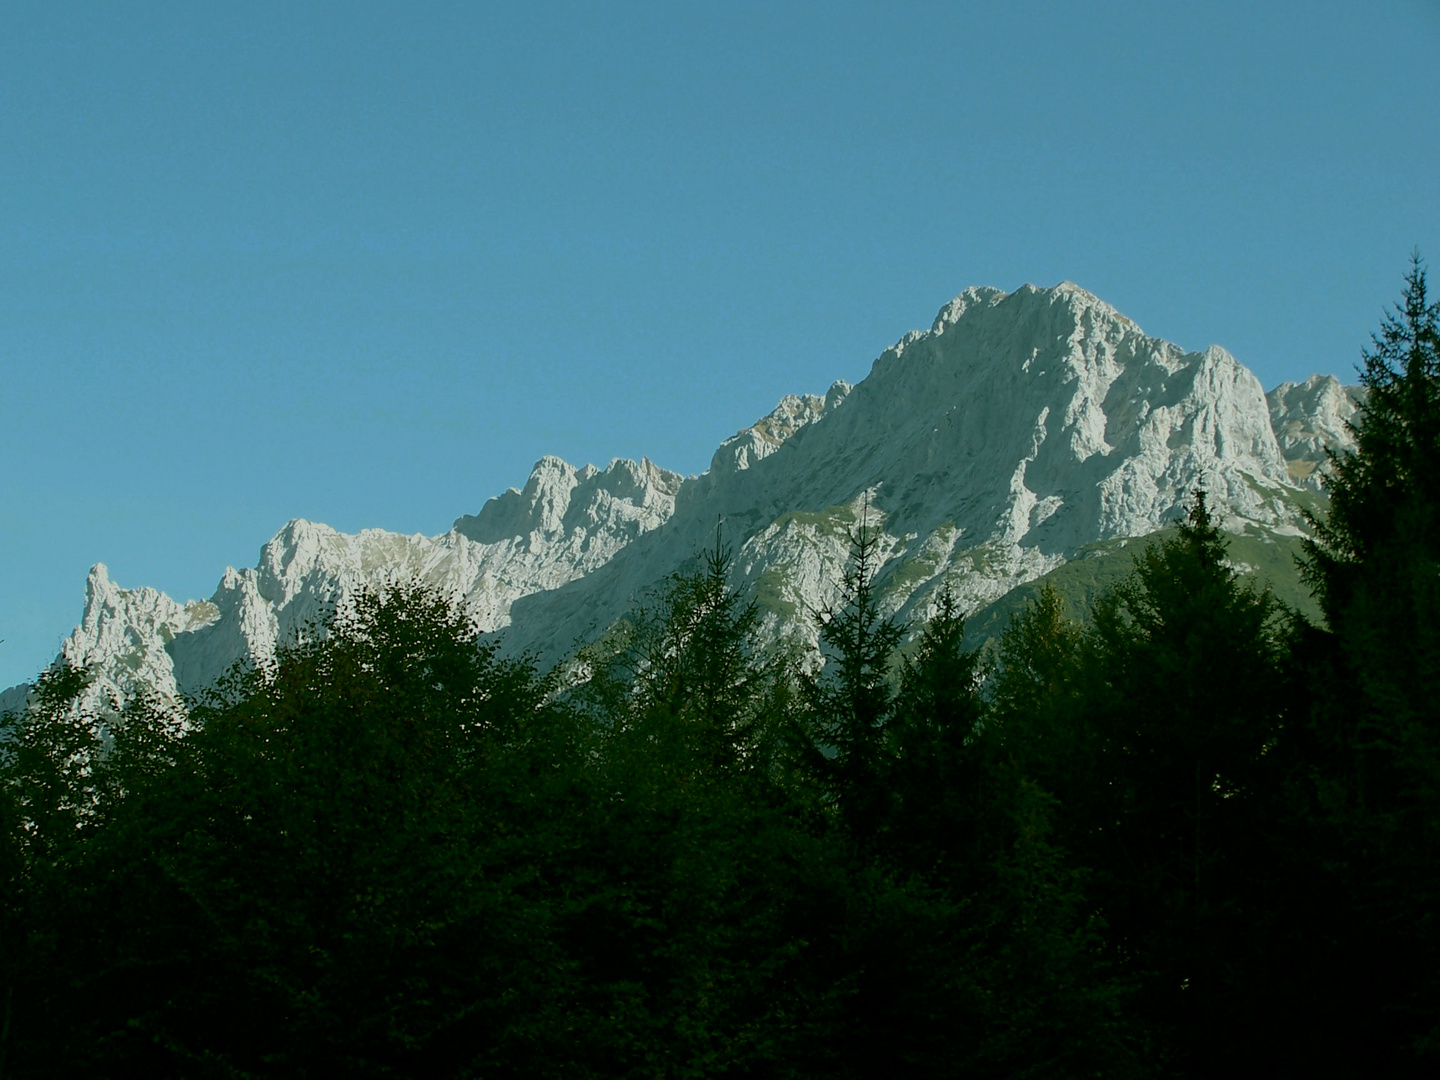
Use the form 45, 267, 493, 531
2, 1, 1438, 689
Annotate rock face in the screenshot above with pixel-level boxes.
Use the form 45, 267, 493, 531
1267, 375, 1364, 489
498, 282, 1324, 661
4, 282, 1360, 713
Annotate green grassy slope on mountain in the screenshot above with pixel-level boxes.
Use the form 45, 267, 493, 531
960, 526, 1320, 655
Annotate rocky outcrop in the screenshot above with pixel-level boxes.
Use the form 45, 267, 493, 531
1267, 374, 1363, 489
709, 381, 853, 476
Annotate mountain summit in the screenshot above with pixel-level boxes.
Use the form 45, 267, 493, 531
3, 283, 1354, 714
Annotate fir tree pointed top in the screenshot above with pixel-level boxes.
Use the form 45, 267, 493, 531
1303, 253, 1440, 621
1178, 487, 1226, 574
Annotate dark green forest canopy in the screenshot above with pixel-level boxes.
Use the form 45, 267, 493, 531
2, 261, 1438, 1078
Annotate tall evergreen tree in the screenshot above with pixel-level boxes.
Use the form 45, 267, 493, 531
1291, 255, 1440, 1070
884, 588, 987, 873
989, 582, 1088, 795
1304, 253, 1440, 626
800, 512, 903, 842
1300, 253, 1440, 765
595, 532, 779, 779
1066, 492, 1290, 1074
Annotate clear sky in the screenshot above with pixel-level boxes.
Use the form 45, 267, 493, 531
2, 1, 1437, 690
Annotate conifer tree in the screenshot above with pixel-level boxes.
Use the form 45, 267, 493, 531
1300, 254, 1440, 771
611, 531, 776, 777
1304, 253, 1440, 625
1071, 491, 1289, 1073
990, 582, 1087, 788
802, 510, 903, 841
884, 588, 987, 871
1292, 255, 1440, 1068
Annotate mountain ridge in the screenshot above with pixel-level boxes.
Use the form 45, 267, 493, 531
2, 282, 1358, 715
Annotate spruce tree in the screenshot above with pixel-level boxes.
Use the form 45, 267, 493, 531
990, 582, 1087, 791
1072, 491, 1289, 1073
802, 511, 903, 842
1293, 255, 1440, 1069
606, 532, 776, 778
885, 587, 986, 873
1304, 253, 1440, 624
1300, 253, 1440, 758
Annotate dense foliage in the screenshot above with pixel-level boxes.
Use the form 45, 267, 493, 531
3, 261, 1437, 1077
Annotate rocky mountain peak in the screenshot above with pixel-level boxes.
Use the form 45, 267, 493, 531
827, 284, 1290, 546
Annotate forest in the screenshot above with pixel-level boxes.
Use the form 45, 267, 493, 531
2, 262, 1437, 1079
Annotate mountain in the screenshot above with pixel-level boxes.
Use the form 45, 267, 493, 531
2, 282, 1357, 716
